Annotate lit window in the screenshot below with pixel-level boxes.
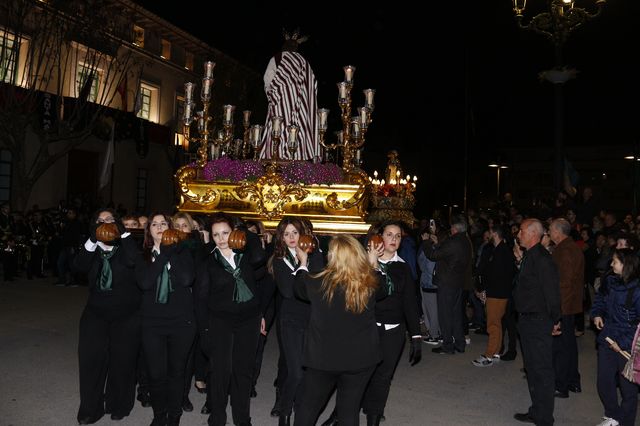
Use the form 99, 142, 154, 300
133, 25, 144, 47
161, 39, 171, 60
0, 31, 17, 84
77, 63, 101, 102
185, 52, 194, 71
136, 82, 159, 122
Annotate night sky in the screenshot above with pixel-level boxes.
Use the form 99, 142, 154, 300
134, 1, 640, 215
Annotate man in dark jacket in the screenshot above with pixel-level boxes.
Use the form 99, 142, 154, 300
472, 224, 516, 367
513, 219, 561, 426
422, 215, 473, 355
549, 218, 584, 397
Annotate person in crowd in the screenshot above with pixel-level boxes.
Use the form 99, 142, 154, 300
55, 208, 83, 287
270, 217, 324, 426
171, 211, 209, 413
122, 215, 140, 230
418, 221, 442, 344
136, 213, 196, 426
591, 248, 640, 426
513, 219, 561, 426
73, 209, 142, 424
195, 213, 267, 426
472, 224, 517, 367
548, 218, 584, 397
292, 234, 385, 426
422, 215, 473, 355
245, 219, 277, 401
138, 215, 149, 230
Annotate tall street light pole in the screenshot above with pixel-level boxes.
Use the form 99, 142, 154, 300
511, 0, 606, 193
489, 163, 509, 200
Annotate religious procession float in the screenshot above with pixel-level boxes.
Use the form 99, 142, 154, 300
175, 59, 417, 234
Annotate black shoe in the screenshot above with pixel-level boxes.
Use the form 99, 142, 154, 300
182, 397, 194, 412
320, 410, 338, 426
278, 415, 291, 426
554, 390, 569, 399
138, 391, 152, 408
200, 403, 210, 415
167, 414, 181, 426
366, 414, 382, 426
78, 414, 103, 425
568, 384, 582, 393
250, 387, 257, 398
500, 351, 517, 361
432, 347, 454, 355
110, 414, 126, 421
271, 388, 282, 417
513, 412, 535, 423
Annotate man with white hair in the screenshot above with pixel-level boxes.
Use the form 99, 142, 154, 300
513, 219, 561, 425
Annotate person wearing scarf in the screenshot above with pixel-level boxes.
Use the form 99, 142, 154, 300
194, 213, 267, 426
269, 217, 325, 426
136, 213, 196, 426
321, 221, 422, 426
74, 209, 142, 425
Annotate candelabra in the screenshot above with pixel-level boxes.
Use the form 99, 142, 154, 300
512, 0, 605, 192
369, 170, 418, 198
318, 65, 375, 174
182, 61, 264, 168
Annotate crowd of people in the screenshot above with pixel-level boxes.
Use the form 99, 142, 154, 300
2, 185, 640, 426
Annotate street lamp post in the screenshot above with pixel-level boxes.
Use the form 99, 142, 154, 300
511, 0, 606, 193
489, 163, 509, 200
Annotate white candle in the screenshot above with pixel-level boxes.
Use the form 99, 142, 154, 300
204, 61, 216, 79
318, 109, 329, 130
223, 105, 235, 123
343, 65, 356, 83
272, 116, 283, 135
338, 82, 348, 100
201, 78, 212, 100
374, 170, 378, 178
363, 89, 375, 108
196, 111, 205, 133
243, 110, 251, 127
287, 125, 299, 142
184, 82, 194, 102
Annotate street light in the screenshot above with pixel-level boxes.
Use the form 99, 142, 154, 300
488, 163, 509, 200
511, 0, 606, 193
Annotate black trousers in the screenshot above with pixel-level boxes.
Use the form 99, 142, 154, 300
183, 333, 208, 398
361, 324, 405, 416
279, 317, 308, 416
597, 344, 638, 426
437, 286, 465, 352
518, 313, 555, 426
294, 366, 376, 426
552, 314, 580, 392
142, 316, 196, 419
77, 307, 140, 422
207, 314, 261, 426
501, 297, 518, 354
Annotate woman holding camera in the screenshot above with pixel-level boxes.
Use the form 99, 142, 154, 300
194, 213, 267, 426
136, 213, 196, 426
74, 209, 142, 424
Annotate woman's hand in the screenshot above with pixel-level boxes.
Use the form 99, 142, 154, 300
295, 246, 308, 267
593, 316, 604, 330
367, 242, 383, 267
260, 317, 267, 336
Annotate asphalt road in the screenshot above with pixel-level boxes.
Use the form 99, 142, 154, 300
0, 277, 625, 426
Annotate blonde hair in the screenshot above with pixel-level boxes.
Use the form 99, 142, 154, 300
172, 212, 196, 231
313, 234, 378, 314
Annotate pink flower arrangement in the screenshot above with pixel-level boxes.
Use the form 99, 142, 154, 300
199, 158, 344, 184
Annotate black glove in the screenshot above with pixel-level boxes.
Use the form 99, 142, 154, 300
409, 337, 422, 366
161, 243, 178, 259
89, 222, 99, 244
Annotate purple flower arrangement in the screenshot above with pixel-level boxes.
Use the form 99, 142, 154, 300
198, 158, 344, 184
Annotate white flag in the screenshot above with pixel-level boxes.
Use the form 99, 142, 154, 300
99, 120, 115, 189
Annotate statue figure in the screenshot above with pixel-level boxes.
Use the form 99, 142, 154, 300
385, 150, 403, 184
261, 29, 320, 161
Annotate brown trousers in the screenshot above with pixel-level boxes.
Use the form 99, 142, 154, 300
484, 297, 508, 358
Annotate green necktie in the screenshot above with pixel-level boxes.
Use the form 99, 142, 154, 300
285, 250, 299, 270
214, 250, 254, 303
97, 245, 119, 291
379, 261, 395, 295
152, 249, 173, 304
